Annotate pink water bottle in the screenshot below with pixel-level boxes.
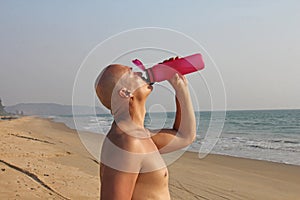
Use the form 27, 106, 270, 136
132, 53, 205, 84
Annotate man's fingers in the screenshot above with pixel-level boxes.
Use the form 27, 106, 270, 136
160, 56, 180, 64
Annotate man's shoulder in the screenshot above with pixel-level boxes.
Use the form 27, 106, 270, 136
108, 132, 147, 153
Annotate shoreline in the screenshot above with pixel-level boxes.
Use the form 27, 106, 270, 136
187, 149, 300, 167
50, 114, 300, 167
1, 116, 300, 199
48, 115, 300, 168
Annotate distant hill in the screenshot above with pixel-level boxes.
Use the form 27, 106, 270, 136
5, 103, 109, 116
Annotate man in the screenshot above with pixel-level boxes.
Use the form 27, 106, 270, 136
95, 58, 196, 200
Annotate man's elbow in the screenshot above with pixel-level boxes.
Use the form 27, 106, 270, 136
187, 132, 196, 144
180, 131, 196, 147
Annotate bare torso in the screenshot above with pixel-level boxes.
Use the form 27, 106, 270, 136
100, 127, 170, 200
132, 167, 170, 200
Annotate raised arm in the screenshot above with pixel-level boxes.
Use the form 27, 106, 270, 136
151, 73, 196, 153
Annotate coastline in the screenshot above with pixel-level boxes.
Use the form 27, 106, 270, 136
54, 109, 300, 166
0, 117, 299, 199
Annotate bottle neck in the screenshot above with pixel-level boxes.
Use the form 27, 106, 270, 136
140, 69, 154, 85
145, 68, 155, 84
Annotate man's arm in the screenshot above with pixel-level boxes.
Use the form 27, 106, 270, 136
151, 73, 196, 153
100, 136, 144, 199
100, 165, 138, 200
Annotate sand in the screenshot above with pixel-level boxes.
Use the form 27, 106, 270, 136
0, 117, 299, 199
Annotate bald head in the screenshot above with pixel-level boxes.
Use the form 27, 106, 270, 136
95, 64, 129, 110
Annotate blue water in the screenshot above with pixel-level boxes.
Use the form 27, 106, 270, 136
51, 109, 300, 165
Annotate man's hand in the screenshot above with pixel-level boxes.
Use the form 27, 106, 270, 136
168, 73, 188, 92
160, 56, 189, 92
160, 56, 179, 64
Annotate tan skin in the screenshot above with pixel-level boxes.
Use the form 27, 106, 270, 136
96, 59, 196, 200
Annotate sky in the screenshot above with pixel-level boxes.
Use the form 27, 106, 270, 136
0, 0, 300, 111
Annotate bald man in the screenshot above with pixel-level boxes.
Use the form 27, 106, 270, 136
95, 60, 196, 200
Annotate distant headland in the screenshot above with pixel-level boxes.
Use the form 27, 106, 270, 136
3, 102, 108, 116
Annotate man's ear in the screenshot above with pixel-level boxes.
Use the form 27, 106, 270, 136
119, 87, 133, 98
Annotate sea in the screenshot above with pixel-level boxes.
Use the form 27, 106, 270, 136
49, 109, 300, 166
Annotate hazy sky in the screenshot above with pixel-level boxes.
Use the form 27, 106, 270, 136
1, 0, 299, 110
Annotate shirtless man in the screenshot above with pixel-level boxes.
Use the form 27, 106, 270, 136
95, 58, 196, 200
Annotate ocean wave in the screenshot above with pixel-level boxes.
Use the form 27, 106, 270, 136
245, 140, 300, 152
51, 109, 300, 165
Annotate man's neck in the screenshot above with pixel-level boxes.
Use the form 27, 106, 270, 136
112, 103, 149, 138
129, 101, 146, 127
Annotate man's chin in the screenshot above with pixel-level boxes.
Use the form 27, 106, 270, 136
147, 84, 153, 91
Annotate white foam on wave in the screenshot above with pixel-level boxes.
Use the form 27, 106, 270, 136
51, 109, 300, 166
189, 133, 300, 165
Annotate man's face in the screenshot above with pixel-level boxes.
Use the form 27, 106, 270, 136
118, 66, 153, 99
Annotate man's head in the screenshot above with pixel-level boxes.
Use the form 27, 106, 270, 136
95, 64, 153, 112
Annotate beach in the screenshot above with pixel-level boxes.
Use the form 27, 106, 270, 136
0, 117, 299, 199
